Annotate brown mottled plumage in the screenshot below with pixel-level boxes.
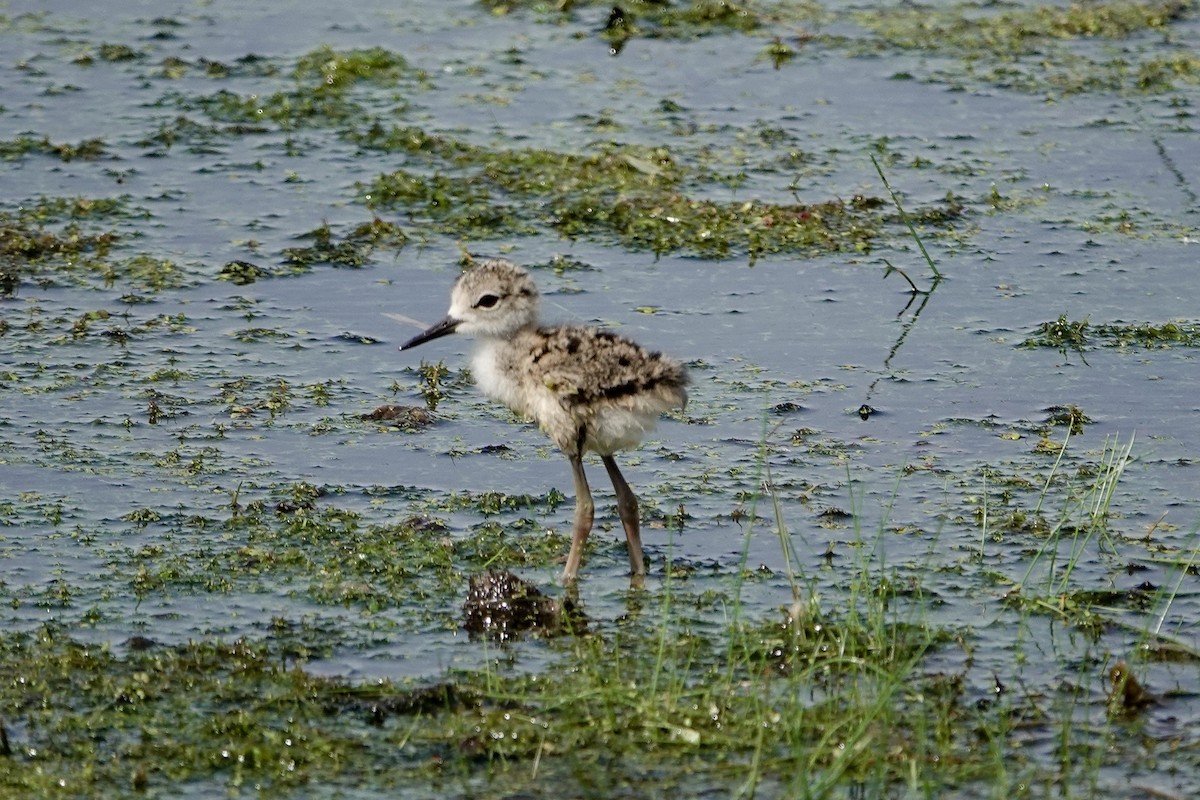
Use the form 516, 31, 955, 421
400, 259, 688, 582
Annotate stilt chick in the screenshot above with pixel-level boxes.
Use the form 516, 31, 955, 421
400, 259, 688, 582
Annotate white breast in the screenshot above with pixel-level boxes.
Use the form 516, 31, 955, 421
472, 339, 578, 448
472, 340, 522, 411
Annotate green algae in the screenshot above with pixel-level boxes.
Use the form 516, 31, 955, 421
102, 485, 581, 611
1137, 52, 1200, 89
217, 259, 270, 285
477, 0, 1197, 94
1046, 405, 1094, 435
173, 46, 424, 133
0, 213, 117, 295
861, 0, 1190, 55
0, 583, 956, 797
15, 196, 135, 222
0, 197, 196, 294
93, 42, 143, 63
482, 0, 784, 39
281, 220, 410, 272
187, 87, 367, 128
1093, 320, 1200, 347
852, 0, 1198, 94
291, 45, 414, 89
362, 169, 535, 239
24, 39, 906, 263
558, 192, 880, 259
1024, 315, 1200, 351
361, 138, 890, 259
5, 44, 937, 268
137, 114, 264, 154
0, 135, 107, 162
0, 219, 116, 263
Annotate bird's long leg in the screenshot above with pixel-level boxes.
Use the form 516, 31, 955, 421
562, 451, 594, 583
601, 454, 645, 578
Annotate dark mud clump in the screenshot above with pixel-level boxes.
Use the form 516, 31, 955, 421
462, 570, 577, 640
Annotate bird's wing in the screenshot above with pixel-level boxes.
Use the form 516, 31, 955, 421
532, 326, 685, 410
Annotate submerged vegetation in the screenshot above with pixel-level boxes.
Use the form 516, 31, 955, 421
362, 149, 886, 259
0, 606, 949, 796
0, 135, 107, 162
481, 0, 1199, 94
7, 3, 1185, 287
858, 0, 1200, 94
282, 219, 410, 271
860, 0, 1191, 54
482, 0, 776, 40
1024, 315, 1200, 352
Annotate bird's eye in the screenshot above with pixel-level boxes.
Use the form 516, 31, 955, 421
476, 294, 501, 309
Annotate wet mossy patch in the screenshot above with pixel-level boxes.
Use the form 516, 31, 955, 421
99, 485, 580, 613
8, 42, 957, 269
360, 139, 891, 259
291, 45, 414, 89
854, 0, 1198, 94
0, 597, 959, 797
0, 135, 108, 162
476, 0, 1197, 94
481, 0, 785, 40
859, 0, 1190, 55
282, 220, 410, 271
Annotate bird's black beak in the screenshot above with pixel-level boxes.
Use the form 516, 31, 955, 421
399, 316, 461, 351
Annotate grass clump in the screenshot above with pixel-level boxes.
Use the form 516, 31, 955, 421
1024, 315, 1200, 353
480, 0, 781, 40
851, 0, 1197, 94
281, 219, 409, 271
0, 135, 107, 162
180, 45, 423, 132
978, 430, 1148, 614
859, 0, 1189, 57
0, 625, 378, 796
1091, 319, 1200, 347
292, 45, 412, 89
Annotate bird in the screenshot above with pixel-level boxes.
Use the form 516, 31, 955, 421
399, 258, 689, 583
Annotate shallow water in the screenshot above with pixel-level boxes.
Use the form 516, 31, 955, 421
2, 0, 1199, 795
